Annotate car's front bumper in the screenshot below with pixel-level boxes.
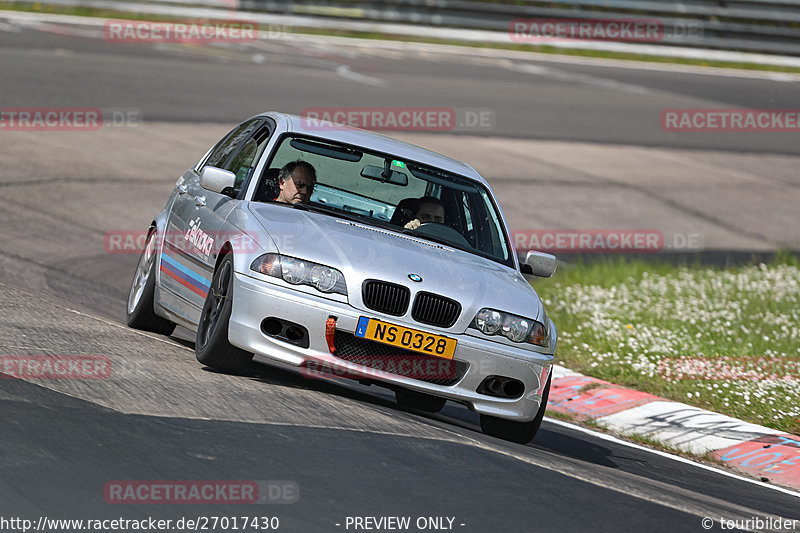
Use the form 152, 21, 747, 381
228, 273, 556, 422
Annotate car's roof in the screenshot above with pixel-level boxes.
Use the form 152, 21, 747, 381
257, 112, 488, 186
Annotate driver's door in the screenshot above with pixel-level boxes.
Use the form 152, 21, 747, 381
160, 119, 270, 320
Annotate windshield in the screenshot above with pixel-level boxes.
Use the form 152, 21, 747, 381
257, 134, 514, 267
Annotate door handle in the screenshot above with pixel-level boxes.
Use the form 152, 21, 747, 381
194, 196, 206, 207
178, 185, 188, 194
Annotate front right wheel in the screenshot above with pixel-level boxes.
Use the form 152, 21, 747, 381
479, 374, 551, 444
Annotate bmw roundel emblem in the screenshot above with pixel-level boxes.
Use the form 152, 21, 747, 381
408, 273, 422, 282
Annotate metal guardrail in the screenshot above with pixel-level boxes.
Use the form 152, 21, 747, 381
237, 0, 800, 56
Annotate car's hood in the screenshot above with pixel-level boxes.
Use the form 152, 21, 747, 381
247, 204, 544, 325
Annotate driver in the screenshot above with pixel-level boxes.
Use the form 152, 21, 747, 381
275, 161, 316, 204
404, 196, 445, 230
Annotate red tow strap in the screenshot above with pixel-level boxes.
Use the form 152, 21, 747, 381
325, 317, 337, 354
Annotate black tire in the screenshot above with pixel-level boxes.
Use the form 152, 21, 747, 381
480, 375, 552, 444
126, 229, 176, 335
195, 253, 253, 372
395, 389, 447, 413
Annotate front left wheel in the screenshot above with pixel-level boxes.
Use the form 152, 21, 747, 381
126, 228, 176, 335
195, 253, 253, 372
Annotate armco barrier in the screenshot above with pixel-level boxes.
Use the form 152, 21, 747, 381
237, 0, 800, 56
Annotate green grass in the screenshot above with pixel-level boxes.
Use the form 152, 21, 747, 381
534, 253, 800, 435
3, 1, 800, 74
0, 1, 183, 21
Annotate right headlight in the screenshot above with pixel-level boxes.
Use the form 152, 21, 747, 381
471, 308, 548, 346
250, 253, 347, 296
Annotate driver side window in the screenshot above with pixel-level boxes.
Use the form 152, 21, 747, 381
202, 120, 272, 191
228, 138, 259, 188
203, 120, 259, 171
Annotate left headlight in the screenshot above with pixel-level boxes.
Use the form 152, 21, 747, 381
250, 253, 347, 296
471, 308, 548, 346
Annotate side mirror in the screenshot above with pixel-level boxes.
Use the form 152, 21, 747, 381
199, 166, 236, 195
522, 251, 557, 278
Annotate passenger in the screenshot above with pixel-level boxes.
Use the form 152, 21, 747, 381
404, 196, 446, 230
275, 161, 316, 204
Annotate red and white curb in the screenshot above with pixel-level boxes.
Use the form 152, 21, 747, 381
548, 365, 800, 492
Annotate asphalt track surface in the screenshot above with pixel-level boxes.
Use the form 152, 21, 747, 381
1, 15, 800, 532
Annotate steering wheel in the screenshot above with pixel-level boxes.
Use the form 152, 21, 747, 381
414, 223, 472, 248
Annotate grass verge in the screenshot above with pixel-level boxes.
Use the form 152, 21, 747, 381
534, 252, 800, 435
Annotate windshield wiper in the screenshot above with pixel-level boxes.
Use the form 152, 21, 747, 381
398, 228, 472, 253
294, 204, 477, 254
292, 202, 365, 224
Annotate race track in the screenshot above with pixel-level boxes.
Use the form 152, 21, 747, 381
1, 15, 799, 532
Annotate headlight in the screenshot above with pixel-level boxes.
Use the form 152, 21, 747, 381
471, 308, 548, 346
310, 265, 338, 292
474, 308, 503, 334
281, 257, 307, 285
250, 254, 347, 295
502, 315, 531, 343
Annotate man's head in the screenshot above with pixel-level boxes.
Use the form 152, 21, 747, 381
415, 196, 445, 224
276, 161, 316, 204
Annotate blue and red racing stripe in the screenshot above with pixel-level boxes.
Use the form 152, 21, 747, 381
159, 249, 211, 298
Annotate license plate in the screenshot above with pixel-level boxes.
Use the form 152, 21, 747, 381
354, 317, 457, 360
